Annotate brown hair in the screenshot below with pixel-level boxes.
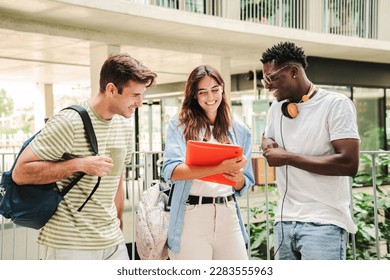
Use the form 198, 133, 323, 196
99, 53, 157, 94
179, 65, 232, 143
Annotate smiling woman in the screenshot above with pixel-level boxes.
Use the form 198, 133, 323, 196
195, 77, 223, 123
197, 84, 222, 97
161, 64, 255, 260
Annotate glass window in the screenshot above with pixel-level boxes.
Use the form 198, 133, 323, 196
318, 84, 352, 98
161, 97, 181, 149
353, 87, 385, 151
231, 89, 265, 149
385, 88, 390, 149
138, 102, 162, 152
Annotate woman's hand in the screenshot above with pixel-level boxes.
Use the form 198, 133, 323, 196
220, 155, 247, 190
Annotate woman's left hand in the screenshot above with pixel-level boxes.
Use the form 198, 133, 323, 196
223, 168, 246, 191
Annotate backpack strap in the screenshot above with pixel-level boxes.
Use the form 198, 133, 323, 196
164, 183, 175, 212
76, 177, 101, 212
10, 132, 39, 171
66, 105, 98, 155
59, 105, 101, 211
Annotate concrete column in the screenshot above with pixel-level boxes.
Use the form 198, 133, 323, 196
378, 0, 390, 40
33, 83, 46, 132
44, 83, 54, 121
223, 0, 241, 20
308, 0, 324, 33
89, 43, 120, 97
178, 0, 185, 10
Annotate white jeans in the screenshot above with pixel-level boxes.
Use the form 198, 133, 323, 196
169, 200, 248, 260
43, 242, 129, 260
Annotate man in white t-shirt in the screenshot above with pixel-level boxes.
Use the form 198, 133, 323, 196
260, 41, 360, 260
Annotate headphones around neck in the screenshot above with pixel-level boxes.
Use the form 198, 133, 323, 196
281, 84, 317, 119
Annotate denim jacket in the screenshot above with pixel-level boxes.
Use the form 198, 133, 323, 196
162, 115, 255, 253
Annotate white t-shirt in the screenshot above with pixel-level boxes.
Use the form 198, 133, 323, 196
265, 88, 360, 233
190, 126, 233, 197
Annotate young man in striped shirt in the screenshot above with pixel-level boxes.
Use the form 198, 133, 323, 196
12, 53, 157, 260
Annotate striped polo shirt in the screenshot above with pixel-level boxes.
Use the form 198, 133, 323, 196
30, 101, 132, 249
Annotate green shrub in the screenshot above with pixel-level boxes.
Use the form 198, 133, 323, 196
348, 190, 390, 259
247, 181, 390, 259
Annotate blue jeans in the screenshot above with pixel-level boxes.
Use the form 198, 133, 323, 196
274, 221, 348, 260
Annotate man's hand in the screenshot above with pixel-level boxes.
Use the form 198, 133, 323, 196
262, 147, 288, 167
80, 155, 114, 177
261, 137, 278, 152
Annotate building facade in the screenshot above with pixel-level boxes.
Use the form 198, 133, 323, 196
0, 0, 390, 153
1, 0, 390, 261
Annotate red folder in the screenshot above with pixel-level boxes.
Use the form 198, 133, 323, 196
185, 140, 244, 186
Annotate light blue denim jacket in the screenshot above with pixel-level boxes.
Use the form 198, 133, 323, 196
162, 115, 255, 253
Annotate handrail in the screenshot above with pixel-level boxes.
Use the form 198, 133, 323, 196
359, 150, 390, 259
260, 150, 390, 260
124, 0, 381, 40
1, 150, 389, 259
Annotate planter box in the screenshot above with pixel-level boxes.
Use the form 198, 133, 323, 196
251, 156, 275, 185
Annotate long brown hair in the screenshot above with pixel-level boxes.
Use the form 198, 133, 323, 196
179, 65, 232, 143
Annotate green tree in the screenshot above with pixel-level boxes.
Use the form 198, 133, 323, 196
0, 88, 14, 117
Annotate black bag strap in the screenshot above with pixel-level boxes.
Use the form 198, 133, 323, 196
77, 177, 101, 212
59, 105, 101, 211
66, 105, 98, 155
10, 133, 39, 171
167, 184, 175, 208
59, 172, 85, 197
164, 183, 175, 212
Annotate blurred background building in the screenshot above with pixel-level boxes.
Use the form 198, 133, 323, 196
1, 0, 390, 260
0, 0, 389, 153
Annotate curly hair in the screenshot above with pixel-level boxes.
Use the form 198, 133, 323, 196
260, 41, 308, 68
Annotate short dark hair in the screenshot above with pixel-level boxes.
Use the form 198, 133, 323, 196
99, 53, 157, 94
260, 41, 308, 68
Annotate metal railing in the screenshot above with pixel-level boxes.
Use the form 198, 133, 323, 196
354, 151, 390, 259
129, 0, 382, 40
1, 150, 389, 259
258, 150, 390, 260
